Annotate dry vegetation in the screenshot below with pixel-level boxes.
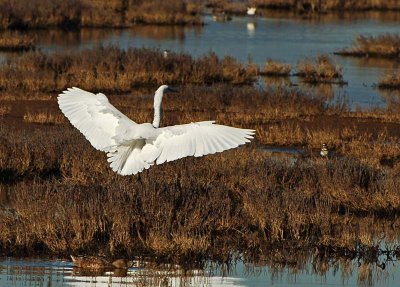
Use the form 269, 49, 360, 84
0, 105, 11, 117
252, 0, 400, 12
206, 0, 400, 15
23, 111, 65, 124
1, 83, 400, 262
126, 0, 203, 25
0, 47, 257, 93
260, 59, 291, 76
0, 0, 203, 29
0, 32, 35, 52
0, 122, 400, 262
0, 0, 397, 30
336, 34, 400, 58
378, 70, 400, 89
296, 55, 344, 84
0, 42, 399, 268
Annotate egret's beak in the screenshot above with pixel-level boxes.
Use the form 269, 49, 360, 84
166, 86, 178, 93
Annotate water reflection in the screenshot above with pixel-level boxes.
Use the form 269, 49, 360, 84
1, 251, 399, 287
257, 10, 400, 23
347, 57, 400, 71
127, 25, 202, 41
246, 22, 256, 37
299, 82, 336, 99
16, 25, 201, 52
262, 75, 292, 87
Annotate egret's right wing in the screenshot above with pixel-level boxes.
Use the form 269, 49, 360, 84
153, 121, 255, 165
58, 87, 137, 152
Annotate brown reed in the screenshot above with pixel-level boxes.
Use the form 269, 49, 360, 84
336, 34, 400, 58
0, 32, 35, 52
0, 105, 11, 117
253, 0, 400, 12
296, 55, 344, 84
1, 126, 399, 260
0, 0, 203, 29
261, 59, 291, 76
378, 70, 400, 89
1, 81, 400, 262
23, 111, 65, 124
0, 47, 257, 93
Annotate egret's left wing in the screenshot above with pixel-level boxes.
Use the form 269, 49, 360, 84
58, 87, 137, 152
152, 121, 255, 165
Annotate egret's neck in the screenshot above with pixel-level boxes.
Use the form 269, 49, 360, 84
152, 88, 164, 128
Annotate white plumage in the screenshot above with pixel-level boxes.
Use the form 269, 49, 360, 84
247, 7, 257, 16
58, 85, 255, 176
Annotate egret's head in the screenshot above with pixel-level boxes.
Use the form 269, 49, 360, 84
157, 85, 178, 94
156, 85, 178, 94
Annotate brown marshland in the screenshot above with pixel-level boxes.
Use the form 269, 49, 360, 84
0, 44, 399, 266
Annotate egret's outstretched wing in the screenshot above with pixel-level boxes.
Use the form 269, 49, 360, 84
106, 121, 254, 175
58, 87, 137, 152
153, 121, 254, 165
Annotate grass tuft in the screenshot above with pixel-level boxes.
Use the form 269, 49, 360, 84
336, 34, 400, 58
378, 70, 400, 89
296, 55, 344, 84
261, 59, 291, 76
0, 47, 257, 93
23, 111, 65, 124
0, 32, 35, 52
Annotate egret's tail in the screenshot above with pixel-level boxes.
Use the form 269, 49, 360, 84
107, 140, 157, 175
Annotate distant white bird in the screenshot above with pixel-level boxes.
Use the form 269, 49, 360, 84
247, 7, 256, 16
58, 85, 255, 175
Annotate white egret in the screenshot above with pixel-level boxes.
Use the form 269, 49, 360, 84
58, 85, 255, 175
247, 7, 257, 16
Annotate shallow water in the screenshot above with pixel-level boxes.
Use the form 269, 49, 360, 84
1, 256, 399, 287
1, 12, 399, 108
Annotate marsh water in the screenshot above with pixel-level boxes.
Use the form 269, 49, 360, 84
1, 255, 400, 287
1, 12, 400, 108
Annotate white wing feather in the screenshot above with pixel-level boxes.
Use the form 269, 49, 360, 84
106, 121, 255, 175
154, 121, 254, 165
58, 87, 255, 176
58, 87, 137, 152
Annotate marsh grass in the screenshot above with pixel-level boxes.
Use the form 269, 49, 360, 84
1, 127, 400, 260
0, 47, 257, 93
253, 0, 400, 12
260, 59, 291, 76
336, 34, 400, 58
296, 55, 344, 84
126, 0, 203, 25
0, 0, 84, 29
207, 0, 400, 15
0, 32, 35, 52
1, 81, 400, 262
206, 0, 247, 15
23, 111, 65, 124
378, 70, 400, 89
0, 105, 11, 117
0, 0, 203, 29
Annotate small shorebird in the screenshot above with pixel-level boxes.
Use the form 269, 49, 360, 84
320, 143, 329, 158
163, 49, 169, 59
